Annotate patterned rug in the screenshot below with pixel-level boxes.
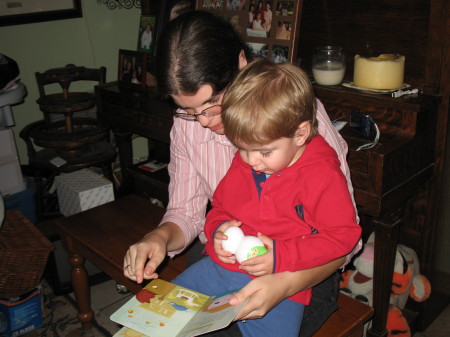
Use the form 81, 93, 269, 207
29, 279, 132, 337
23, 279, 450, 337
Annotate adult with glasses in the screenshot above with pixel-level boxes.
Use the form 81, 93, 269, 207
123, 11, 360, 337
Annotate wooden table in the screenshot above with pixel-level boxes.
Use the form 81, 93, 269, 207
55, 194, 186, 329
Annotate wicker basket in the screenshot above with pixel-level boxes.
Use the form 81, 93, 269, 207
0, 210, 54, 299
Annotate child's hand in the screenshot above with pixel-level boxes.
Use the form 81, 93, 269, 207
239, 233, 273, 276
214, 220, 242, 264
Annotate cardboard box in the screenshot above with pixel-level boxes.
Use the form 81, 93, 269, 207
4, 179, 37, 224
55, 168, 114, 216
0, 129, 26, 196
0, 288, 43, 337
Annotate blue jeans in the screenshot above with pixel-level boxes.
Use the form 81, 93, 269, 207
172, 257, 304, 337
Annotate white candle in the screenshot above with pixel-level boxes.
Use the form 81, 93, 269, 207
353, 54, 405, 90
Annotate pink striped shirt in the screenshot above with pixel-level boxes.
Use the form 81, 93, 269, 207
161, 98, 361, 261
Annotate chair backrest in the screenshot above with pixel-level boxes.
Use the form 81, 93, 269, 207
35, 65, 107, 126
35, 64, 106, 99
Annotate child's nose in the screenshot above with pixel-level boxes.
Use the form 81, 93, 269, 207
247, 152, 260, 166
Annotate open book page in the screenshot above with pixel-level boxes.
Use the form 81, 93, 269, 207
113, 327, 149, 337
177, 291, 245, 337
111, 279, 245, 337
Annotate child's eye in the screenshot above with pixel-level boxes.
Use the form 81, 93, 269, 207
260, 151, 271, 157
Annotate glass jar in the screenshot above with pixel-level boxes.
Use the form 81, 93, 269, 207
312, 46, 346, 86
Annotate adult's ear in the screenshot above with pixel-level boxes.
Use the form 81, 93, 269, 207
239, 50, 248, 69
295, 121, 311, 146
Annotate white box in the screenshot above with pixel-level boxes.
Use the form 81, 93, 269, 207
55, 168, 114, 216
0, 128, 26, 196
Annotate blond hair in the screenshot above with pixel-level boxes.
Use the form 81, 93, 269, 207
222, 59, 317, 146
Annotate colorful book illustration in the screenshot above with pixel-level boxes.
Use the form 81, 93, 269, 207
111, 279, 245, 337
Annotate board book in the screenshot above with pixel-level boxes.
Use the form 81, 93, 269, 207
111, 279, 245, 337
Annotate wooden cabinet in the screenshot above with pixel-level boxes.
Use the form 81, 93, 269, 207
298, 1, 449, 336
313, 85, 439, 337
95, 83, 172, 203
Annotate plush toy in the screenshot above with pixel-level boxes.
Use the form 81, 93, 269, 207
340, 233, 431, 337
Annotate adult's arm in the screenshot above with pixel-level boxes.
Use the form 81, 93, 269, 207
316, 99, 353, 198
159, 118, 211, 256
231, 256, 346, 320
124, 221, 185, 284
124, 118, 209, 282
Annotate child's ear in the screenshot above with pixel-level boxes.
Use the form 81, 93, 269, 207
295, 121, 311, 146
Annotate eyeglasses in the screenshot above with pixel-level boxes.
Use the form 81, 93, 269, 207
173, 104, 222, 121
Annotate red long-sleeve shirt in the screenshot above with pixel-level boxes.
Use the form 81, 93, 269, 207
204, 135, 362, 304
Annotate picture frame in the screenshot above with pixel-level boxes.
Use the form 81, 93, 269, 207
195, 0, 304, 64
155, 0, 196, 51
137, 15, 157, 54
0, 0, 82, 27
140, 0, 163, 15
118, 49, 147, 90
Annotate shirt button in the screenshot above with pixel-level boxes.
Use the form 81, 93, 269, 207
264, 195, 270, 200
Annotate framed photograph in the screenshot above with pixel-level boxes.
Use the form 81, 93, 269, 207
0, 0, 82, 27
155, 0, 196, 49
137, 15, 157, 54
118, 49, 147, 90
195, 0, 304, 64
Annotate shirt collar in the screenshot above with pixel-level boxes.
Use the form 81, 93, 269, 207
195, 121, 234, 147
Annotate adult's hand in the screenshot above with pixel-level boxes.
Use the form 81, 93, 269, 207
230, 256, 345, 320
123, 222, 184, 284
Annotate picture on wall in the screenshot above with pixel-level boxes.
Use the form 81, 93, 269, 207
196, 0, 303, 63
137, 15, 157, 54
272, 45, 289, 63
118, 49, 147, 90
0, 0, 82, 26
155, 0, 196, 50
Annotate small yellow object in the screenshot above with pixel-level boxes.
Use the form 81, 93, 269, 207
353, 54, 405, 90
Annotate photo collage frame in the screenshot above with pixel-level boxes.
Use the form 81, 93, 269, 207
122, 0, 196, 89
195, 0, 304, 64
120, 1, 303, 89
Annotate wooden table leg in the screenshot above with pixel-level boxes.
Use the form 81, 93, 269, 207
367, 217, 401, 337
68, 251, 94, 329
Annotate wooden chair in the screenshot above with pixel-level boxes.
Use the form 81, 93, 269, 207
20, 64, 115, 173
314, 293, 373, 337
19, 65, 116, 221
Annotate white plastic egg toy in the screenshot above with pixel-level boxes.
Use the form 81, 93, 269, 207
235, 236, 268, 263
222, 227, 245, 253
